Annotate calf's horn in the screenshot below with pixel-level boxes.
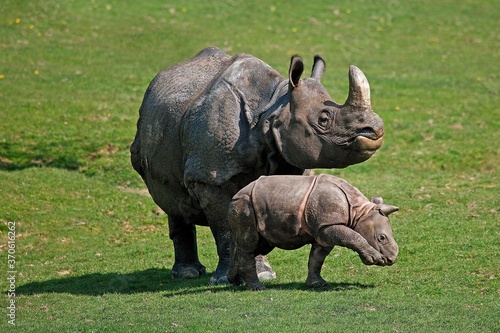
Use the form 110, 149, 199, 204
346, 65, 371, 108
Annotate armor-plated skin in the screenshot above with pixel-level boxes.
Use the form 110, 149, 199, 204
227, 174, 398, 290
131, 47, 385, 283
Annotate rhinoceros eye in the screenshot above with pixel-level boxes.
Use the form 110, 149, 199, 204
378, 234, 387, 243
318, 110, 331, 129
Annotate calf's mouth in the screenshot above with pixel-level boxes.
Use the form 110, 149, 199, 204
382, 255, 397, 266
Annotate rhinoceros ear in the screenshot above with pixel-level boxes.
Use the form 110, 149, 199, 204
377, 204, 399, 216
311, 55, 325, 81
289, 55, 304, 89
371, 196, 384, 204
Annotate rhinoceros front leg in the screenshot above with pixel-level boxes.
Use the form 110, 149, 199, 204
169, 215, 207, 279
188, 182, 238, 285
317, 225, 385, 266
305, 243, 333, 288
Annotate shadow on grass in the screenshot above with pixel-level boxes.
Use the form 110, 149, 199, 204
267, 281, 374, 292
0, 141, 82, 171
16, 268, 212, 296
16, 268, 373, 296
162, 281, 373, 297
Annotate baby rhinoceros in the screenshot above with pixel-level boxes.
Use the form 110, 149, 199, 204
227, 174, 399, 290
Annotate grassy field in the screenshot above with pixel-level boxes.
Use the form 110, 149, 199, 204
1, 0, 498, 331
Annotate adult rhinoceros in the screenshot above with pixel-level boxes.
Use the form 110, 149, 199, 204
130, 46, 384, 284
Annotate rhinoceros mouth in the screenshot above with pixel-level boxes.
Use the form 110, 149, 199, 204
350, 135, 384, 153
355, 127, 380, 140
382, 256, 396, 266
381, 255, 398, 266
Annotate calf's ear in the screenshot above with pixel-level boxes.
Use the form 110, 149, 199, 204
377, 204, 399, 216
371, 196, 384, 204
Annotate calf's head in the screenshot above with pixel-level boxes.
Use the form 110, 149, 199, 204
273, 55, 384, 169
354, 197, 399, 266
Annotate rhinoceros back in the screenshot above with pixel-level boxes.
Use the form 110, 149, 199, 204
131, 47, 232, 214
133, 47, 231, 170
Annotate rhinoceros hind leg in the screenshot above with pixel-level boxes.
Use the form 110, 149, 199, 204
207, 220, 232, 285
227, 271, 244, 286
169, 216, 207, 279
241, 257, 266, 291
227, 193, 271, 289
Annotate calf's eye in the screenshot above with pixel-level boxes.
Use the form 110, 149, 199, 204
378, 234, 387, 243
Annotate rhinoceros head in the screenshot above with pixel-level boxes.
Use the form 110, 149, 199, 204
272, 55, 384, 169
354, 196, 399, 266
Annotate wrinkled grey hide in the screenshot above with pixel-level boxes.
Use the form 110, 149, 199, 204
227, 174, 398, 290
130, 47, 384, 283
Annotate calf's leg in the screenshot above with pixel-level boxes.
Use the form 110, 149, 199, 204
317, 225, 385, 266
227, 194, 265, 290
306, 243, 333, 288
230, 247, 265, 290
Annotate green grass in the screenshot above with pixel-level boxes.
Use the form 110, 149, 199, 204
1, 0, 498, 332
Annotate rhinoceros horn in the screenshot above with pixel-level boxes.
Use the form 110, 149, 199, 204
346, 65, 371, 108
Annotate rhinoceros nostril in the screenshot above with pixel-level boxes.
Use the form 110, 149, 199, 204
355, 127, 378, 140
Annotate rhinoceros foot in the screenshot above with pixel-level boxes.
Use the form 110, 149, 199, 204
228, 275, 265, 290
171, 264, 207, 279
255, 255, 276, 281
247, 281, 266, 291
359, 248, 385, 266
209, 274, 229, 285
305, 276, 327, 288
227, 273, 244, 286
